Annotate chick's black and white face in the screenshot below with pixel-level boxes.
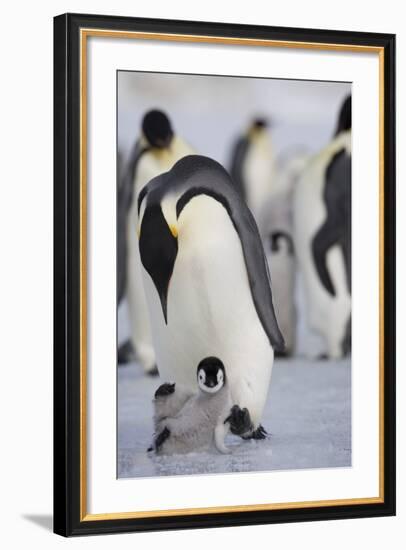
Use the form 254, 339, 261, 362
197, 358, 225, 394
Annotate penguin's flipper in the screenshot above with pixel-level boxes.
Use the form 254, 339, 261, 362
313, 147, 351, 297
153, 383, 194, 429
224, 191, 286, 352
154, 383, 176, 398
326, 150, 351, 295
154, 427, 171, 451
312, 218, 341, 297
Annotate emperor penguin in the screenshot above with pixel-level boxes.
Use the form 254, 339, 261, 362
229, 118, 275, 220
257, 150, 309, 355
117, 110, 194, 372
138, 155, 285, 438
293, 95, 352, 358
150, 357, 233, 455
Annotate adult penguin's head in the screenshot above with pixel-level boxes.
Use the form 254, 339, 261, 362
142, 109, 174, 148
252, 117, 269, 129
334, 95, 351, 136
138, 182, 178, 325
249, 117, 270, 134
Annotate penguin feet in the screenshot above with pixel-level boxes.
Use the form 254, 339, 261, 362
154, 383, 176, 399
242, 424, 269, 440
274, 349, 289, 359
225, 405, 253, 437
117, 340, 135, 365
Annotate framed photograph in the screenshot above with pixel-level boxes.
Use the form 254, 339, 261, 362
54, 13, 396, 536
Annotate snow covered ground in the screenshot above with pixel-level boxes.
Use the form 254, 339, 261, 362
118, 357, 351, 479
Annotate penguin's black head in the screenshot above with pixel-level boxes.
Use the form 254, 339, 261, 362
334, 95, 351, 136
142, 110, 174, 148
252, 117, 269, 129
270, 231, 294, 255
197, 357, 226, 394
138, 199, 178, 325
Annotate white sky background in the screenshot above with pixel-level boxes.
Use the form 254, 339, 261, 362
117, 71, 351, 166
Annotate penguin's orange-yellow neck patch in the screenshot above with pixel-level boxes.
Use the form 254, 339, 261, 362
169, 224, 178, 238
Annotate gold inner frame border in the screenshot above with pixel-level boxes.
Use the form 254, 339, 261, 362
79, 28, 385, 522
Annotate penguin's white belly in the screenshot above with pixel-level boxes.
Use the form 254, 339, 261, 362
143, 196, 273, 425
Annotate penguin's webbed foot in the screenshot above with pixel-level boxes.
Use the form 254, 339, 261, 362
117, 340, 135, 365
225, 405, 253, 437
242, 424, 269, 440
154, 383, 175, 399
274, 349, 289, 358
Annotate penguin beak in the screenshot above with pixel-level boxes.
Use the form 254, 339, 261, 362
139, 204, 178, 324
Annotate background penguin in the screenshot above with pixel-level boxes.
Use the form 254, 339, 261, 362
151, 357, 232, 455
117, 110, 194, 372
292, 96, 352, 358
257, 150, 309, 355
138, 155, 284, 438
229, 118, 275, 220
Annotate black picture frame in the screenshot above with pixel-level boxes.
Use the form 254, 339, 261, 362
54, 12, 396, 536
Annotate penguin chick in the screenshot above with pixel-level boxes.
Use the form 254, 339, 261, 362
151, 357, 232, 455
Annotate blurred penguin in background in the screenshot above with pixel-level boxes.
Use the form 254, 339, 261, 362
257, 149, 309, 355
293, 95, 352, 359
117, 110, 194, 372
230, 118, 276, 220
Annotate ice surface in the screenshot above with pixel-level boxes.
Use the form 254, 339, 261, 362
117, 357, 351, 479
